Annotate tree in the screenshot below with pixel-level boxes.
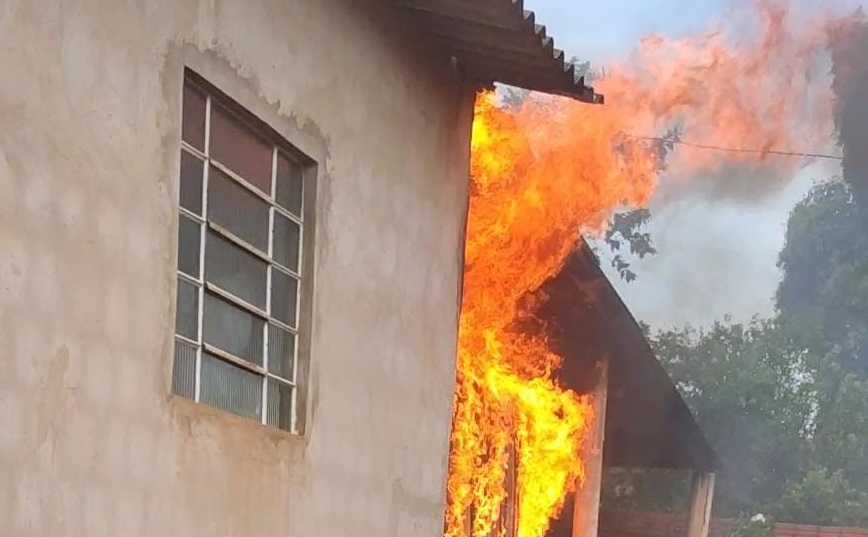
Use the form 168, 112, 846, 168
776, 181, 868, 377
651, 319, 814, 517
602, 180, 868, 525
775, 180, 868, 517
603, 208, 656, 283
777, 468, 868, 526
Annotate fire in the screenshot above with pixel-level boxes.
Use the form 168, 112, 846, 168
445, 2, 855, 537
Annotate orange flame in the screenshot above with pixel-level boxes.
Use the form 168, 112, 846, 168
446, 3, 854, 537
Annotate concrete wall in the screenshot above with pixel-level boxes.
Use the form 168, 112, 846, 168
0, 1, 474, 535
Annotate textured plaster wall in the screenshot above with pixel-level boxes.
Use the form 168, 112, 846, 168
0, 0, 473, 535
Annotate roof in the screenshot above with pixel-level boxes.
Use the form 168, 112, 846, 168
393, 0, 604, 104
540, 240, 720, 472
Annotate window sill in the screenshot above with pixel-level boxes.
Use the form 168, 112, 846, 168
167, 394, 308, 450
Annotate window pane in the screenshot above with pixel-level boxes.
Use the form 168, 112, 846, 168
268, 324, 296, 381
203, 293, 264, 366
208, 166, 269, 251
266, 378, 293, 431
182, 83, 206, 151
178, 215, 201, 277
273, 213, 300, 272
180, 151, 204, 214
276, 154, 303, 216
205, 232, 267, 309
175, 278, 199, 340
271, 269, 299, 327
172, 339, 197, 399
210, 103, 273, 193
200, 354, 262, 421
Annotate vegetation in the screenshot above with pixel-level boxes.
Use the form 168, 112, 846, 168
600, 27, 868, 525
602, 179, 868, 527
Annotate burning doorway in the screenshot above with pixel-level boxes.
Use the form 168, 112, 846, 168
447, 240, 719, 537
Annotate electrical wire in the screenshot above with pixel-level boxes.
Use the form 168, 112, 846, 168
627, 135, 844, 161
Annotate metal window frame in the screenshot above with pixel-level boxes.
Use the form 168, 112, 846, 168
172, 74, 308, 434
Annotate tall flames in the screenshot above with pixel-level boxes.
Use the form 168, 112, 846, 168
445, 3, 854, 537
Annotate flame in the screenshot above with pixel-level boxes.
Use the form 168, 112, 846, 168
445, 3, 855, 537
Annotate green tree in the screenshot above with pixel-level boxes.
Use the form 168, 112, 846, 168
776, 181, 868, 378
777, 468, 868, 526
604, 181, 868, 525
775, 180, 868, 523
651, 319, 815, 517
603, 208, 656, 283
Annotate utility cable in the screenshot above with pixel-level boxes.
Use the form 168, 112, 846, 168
627, 135, 844, 161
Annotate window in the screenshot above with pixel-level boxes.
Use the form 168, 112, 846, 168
171, 72, 310, 433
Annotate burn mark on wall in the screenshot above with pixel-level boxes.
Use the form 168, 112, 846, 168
36, 345, 70, 448
388, 478, 446, 537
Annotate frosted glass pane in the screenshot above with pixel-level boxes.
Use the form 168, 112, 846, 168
200, 354, 262, 421
268, 324, 296, 381
205, 231, 267, 309
210, 103, 273, 194
182, 83, 206, 151
208, 166, 269, 251
273, 213, 300, 272
180, 151, 204, 215
271, 270, 298, 328
266, 378, 293, 431
172, 339, 197, 399
203, 293, 264, 366
276, 153, 303, 216
177, 215, 201, 277
175, 278, 199, 340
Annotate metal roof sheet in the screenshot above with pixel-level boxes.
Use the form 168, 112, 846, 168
394, 0, 604, 104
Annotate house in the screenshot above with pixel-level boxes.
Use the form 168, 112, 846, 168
0, 1, 600, 537
0, 1, 718, 536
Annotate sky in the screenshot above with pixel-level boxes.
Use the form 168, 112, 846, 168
526, 0, 848, 329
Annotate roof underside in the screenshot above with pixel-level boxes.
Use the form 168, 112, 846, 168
393, 0, 604, 103
540, 241, 719, 472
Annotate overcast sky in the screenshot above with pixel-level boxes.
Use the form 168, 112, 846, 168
526, 0, 847, 329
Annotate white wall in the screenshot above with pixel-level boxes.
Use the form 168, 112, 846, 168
0, 0, 473, 535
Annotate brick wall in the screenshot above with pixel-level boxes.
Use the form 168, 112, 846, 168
599, 511, 868, 537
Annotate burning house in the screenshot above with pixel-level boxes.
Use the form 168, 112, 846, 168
449, 238, 720, 537
0, 1, 718, 537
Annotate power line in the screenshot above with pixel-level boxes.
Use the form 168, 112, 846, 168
628, 135, 844, 161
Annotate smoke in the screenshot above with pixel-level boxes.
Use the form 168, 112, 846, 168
603, 170, 818, 329
634, 0, 842, 206
831, 14, 868, 203
596, 1, 860, 328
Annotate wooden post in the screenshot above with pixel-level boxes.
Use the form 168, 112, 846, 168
503, 442, 518, 537
686, 472, 716, 537
469, 441, 518, 537
572, 359, 609, 537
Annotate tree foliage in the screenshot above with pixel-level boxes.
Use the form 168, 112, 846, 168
604, 208, 656, 282
776, 181, 868, 376
653, 319, 816, 517
602, 179, 868, 526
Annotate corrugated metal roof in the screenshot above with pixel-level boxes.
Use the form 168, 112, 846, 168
394, 0, 604, 104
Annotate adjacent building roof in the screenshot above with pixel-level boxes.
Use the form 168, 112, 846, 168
542, 240, 720, 472
394, 0, 604, 104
